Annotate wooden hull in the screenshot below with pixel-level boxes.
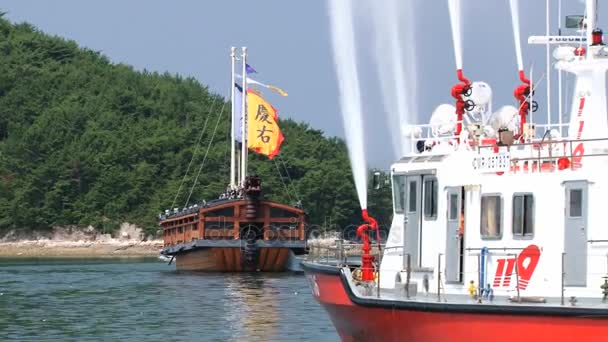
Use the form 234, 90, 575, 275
175, 247, 293, 272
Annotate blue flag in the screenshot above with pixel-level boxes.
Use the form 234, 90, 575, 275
245, 63, 257, 75
233, 83, 243, 142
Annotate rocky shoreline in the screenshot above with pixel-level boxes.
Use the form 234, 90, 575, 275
0, 240, 163, 258
0, 224, 163, 258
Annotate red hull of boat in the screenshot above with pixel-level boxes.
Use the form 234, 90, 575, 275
305, 267, 608, 342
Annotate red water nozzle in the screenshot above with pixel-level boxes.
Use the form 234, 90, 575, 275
456, 69, 471, 85
519, 70, 530, 85
356, 224, 371, 252
358, 209, 379, 282
514, 70, 532, 140
361, 209, 378, 229
451, 69, 471, 140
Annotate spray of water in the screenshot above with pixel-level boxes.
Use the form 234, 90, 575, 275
327, 0, 368, 210
447, 0, 463, 70
368, 0, 418, 157
509, 0, 524, 71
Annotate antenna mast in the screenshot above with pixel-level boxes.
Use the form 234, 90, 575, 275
586, 0, 597, 60
546, 0, 551, 128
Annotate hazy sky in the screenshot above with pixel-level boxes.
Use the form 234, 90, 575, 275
0, 0, 596, 167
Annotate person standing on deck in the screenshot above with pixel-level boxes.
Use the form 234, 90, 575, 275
458, 204, 465, 238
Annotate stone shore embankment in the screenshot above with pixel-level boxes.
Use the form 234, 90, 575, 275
0, 224, 162, 258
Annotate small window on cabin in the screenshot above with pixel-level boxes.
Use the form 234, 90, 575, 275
481, 195, 502, 239
408, 180, 418, 213
392, 175, 406, 213
513, 194, 534, 237
205, 222, 235, 230
569, 189, 583, 217
178, 227, 183, 234
448, 193, 459, 221
205, 207, 235, 217
270, 207, 297, 218
192, 225, 197, 231
423, 178, 438, 220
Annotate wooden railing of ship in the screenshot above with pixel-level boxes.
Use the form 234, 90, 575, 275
160, 200, 306, 247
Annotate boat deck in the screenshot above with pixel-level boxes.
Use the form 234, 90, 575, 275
319, 263, 608, 314
304, 242, 608, 314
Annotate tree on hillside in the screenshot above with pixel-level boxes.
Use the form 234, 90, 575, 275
0, 16, 392, 236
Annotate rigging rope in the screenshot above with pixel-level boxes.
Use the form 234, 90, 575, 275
222, 112, 231, 179
170, 97, 218, 209
184, 101, 227, 207
273, 157, 294, 204
278, 153, 301, 202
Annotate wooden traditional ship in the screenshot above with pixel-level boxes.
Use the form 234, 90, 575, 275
159, 47, 307, 272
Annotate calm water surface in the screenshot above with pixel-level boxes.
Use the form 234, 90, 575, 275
0, 258, 338, 341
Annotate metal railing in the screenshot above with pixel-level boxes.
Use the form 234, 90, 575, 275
404, 122, 463, 153
534, 123, 570, 137
306, 241, 386, 266
478, 136, 608, 173
467, 248, 608, 306
308, 241, 608, 305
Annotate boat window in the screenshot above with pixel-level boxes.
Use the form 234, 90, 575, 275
270, 207, 298, 218
423, 178, 438, 220
408, 180, 417, 213
392, 175, 406, 213
513, 194, 534, 237
205, 207, 235, 217
270, 223, 298, 230
569, 189, 583, 217
429, 155, 447, 162
448, 193, 459, 221
205, 222, 234, 230
481, 195, 502, 239
192, 224, 198, 231
178, 227, 183, 234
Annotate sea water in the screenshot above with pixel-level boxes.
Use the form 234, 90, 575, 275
0, 258, 338, 342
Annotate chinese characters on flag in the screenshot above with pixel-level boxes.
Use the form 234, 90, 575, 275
246, 90, 284, 159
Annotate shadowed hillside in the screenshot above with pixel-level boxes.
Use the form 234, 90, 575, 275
0, 15, 392, 236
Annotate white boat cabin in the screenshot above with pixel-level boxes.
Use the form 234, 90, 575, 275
380, 12, 608, 305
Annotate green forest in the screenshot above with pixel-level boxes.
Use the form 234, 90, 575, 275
0, 16, 392, 237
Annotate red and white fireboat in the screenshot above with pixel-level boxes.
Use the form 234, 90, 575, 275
303, 1, 608, 341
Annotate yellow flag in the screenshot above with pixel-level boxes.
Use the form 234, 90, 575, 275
267, 85, 288, 97
247, 90, 284, 159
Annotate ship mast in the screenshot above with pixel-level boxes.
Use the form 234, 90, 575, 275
240, 47, 248, 185
230, 47, 236, 189
586, 0, 597, 60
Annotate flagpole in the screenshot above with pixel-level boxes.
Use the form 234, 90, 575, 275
229, 47, 236, 189
240, 47, 248, 185
237, 144, 241, 184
